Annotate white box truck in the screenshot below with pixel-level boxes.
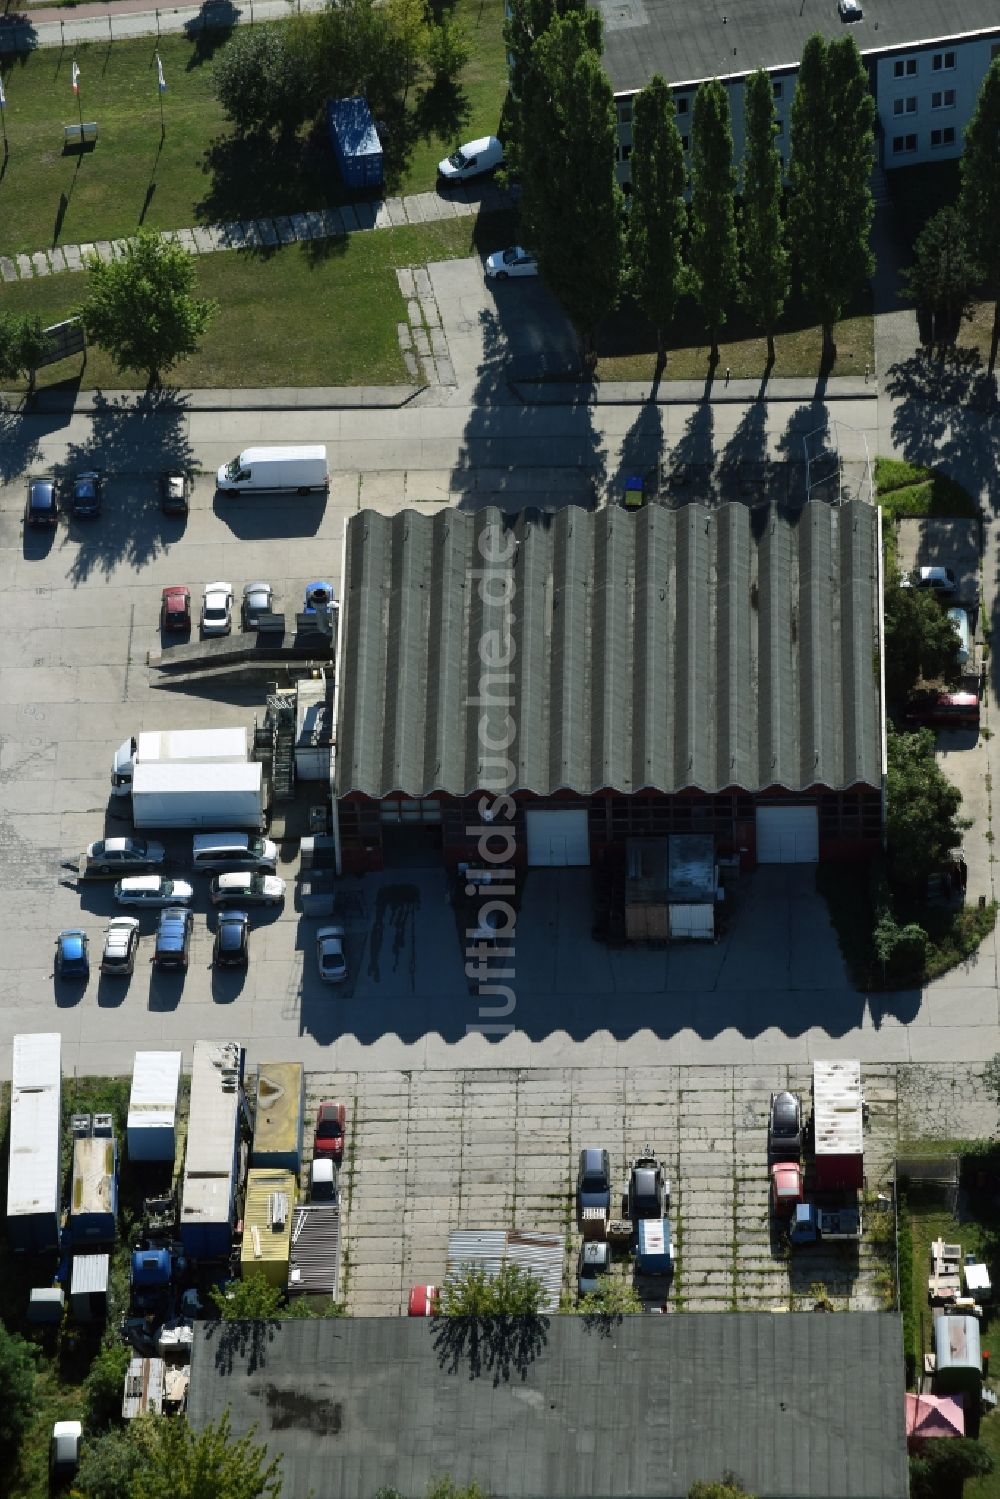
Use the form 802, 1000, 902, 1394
131, 761, 264, 830
111, 727, 248, 798
216, 445, 329, 496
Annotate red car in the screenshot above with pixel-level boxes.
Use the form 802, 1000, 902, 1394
904, 689, 979, 730
770, 1161, 805, 1218
161, 585, 192, 632
314, 1100, 346, 1164
408, 1284, 439, 1317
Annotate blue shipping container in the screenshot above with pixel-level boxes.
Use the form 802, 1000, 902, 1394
327, 96, 384, 191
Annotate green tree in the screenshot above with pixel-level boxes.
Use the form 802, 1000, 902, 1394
901, 207, 976, 350
627, 75, 686, 373
313, 0, 410, 117
959, 58, 1000, 371
788, 34, 875, 365
211, 23, 313, 136
84, 1340, 131, 1429
209, 1272, 288, 1321
578, 1276, 642, 1317
439, 1262, 546, 1318
0, 312, 48, 392
739, 69, 789, 367
125, 1412, 282, 1499
82, 231, 217, 387
688, 1478, 753, 1499
425, 1481, 489, 1499
883, 573, 961, 704
688, 78, 738, 363
910, 1437, 993, 1499
504, 0, 600, 154
520, 12, 623, 369
426, 15, 471, 86
0, 1320, 35, 1452
886, 727, 964, 887
75, 1428, 146, 1499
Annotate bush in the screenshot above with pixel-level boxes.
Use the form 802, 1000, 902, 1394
426, 15, 471, 84
0, 1321, 36, 1452
910, 1436, 993, 1499
211, 23, 313, 136
874, 456, 978, 519
84, 1340, 131, 1429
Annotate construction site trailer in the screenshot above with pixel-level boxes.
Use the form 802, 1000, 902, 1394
251, 1063, 305, 1173
127, 1051, 182, 1164
7, 1033, 62, 1254
812, 1059, 864, 1191
240, 1168, 296, 1287
180, 1040, 244, 1259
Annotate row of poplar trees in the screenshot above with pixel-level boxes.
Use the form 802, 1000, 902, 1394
507, 0, 876, 370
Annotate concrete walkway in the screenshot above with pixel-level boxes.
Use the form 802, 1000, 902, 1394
0, 183, 515, 284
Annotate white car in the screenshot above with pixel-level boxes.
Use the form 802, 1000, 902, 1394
485, 246, 538, 281
115, 875, 194, 908
838, 0, 862, 17
85, 836, 166, 873
900, 566, 957, 595
101, 916, 141, 975
316, 925, 347, 983
209, 871, 286, 907
201, 580, 233, 636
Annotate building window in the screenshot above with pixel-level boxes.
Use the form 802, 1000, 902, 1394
774, 118, 784, 135
893, 58, 917, 78
773, 79, 783, 99
932, 51, 956, 70
617, 99, 633, 124
931, 89, 956, 108
893, 96, 917, 116
892, 134, 917, 154
993, 43, 1000, 59
681, 134, 689, 151
676, 96, 689, 114
930, 126, 956, 147
622, 143, 632, 160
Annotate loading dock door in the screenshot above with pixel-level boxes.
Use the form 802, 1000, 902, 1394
525, 809, 590, 866
755, 806, 819, 863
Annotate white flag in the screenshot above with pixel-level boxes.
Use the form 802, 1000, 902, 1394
0, 75, 6, 109
156, 54, 167, 93
72, 61, 80, 94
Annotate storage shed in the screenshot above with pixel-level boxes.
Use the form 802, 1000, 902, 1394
241, 1169, 296, 1287
127, 1051, 182, 1164
71, 1135, 118, 1245
180, 1040, 244, 1259
812, 1059, 865, 1191
327, 96, 383, 190
934, 1315, 983, 1397
7, 1032, 62, 1254
295, 677, 334, 782
123, 1357, 165, 1419
70, 1252, 110, 1322
252, 1063, 305, 1173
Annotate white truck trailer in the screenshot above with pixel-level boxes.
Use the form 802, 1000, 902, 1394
111, 727, 248, 798
131, 761, 264, 831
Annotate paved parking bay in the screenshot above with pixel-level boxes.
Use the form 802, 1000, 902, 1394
310, 1061, 996, 1315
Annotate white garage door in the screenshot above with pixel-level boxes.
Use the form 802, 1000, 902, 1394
526, 809, 590, 866
756, 806, 819, 864
669, 904, 715, 940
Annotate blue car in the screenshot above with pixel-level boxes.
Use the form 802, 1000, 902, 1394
55, 929, 90, 980
153, 907, 193, 972
69, 470, 103, 519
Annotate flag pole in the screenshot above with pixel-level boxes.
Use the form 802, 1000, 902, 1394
1, 100, 7, 159
74, 60, 83, 130
156, 52, 165, 138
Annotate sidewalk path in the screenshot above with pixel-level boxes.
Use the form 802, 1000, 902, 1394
0, 181, 516, 284
0, 0, 326, 50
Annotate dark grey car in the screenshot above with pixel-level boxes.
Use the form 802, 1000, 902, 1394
768, 1090, 803, 1159
576, 1148, 611, 1216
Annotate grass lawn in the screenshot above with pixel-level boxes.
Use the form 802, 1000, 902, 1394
0, 0, 507, 256
594, 291, 874, 383
875, 456, 980, 522
0, 213, 515, 387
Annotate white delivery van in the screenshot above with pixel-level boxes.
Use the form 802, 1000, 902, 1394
437, 135, 504, 185
216, 445, 329, 496
947, 606, 972, 667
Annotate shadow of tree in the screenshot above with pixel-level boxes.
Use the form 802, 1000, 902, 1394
667, 400, 715, 505
56, 389, 195, 582
431, 1312, 549, 1385
0, 400, 43, 482
184, 4, 240, 70
884, 348, 1000, 504
412, 79, 470, 147
611, 399, 663, 504
204, 1316, 278, 1375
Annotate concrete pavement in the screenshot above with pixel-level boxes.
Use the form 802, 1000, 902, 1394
0, 0, 326, 51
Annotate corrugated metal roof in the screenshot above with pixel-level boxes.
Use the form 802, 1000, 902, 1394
71, 1252, 110, 1297
8, 1033, 61, 1222
252, 1063, 304, 1166
446, 1228, 565, 1311
241, 1169, 296, 1285
127, 1051, 181, 1134
288, 1205, 341, 1298
188, 1313, 910, 1499
123, 1356, 165, 1419
336, 504, 881, 800
813, 1059, 864, 1159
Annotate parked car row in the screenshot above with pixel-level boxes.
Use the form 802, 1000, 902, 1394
56, 905, 251, 980
160, 580, 277, 636
24, 471, 191, 528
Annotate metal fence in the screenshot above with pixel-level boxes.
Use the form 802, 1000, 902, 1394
896, 1154, 960, 1214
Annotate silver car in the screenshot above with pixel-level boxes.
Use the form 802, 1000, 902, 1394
115, 875, 194, 908
86, 836, 166, 874
242, 581, 273, 630
101, 916, 141, 975
201, 580, 233, 636
316, 925, 347, 983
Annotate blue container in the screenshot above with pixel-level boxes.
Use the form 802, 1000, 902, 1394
327, 97, 384, 191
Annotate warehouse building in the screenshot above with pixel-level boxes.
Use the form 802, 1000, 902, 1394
333, 503, 885, 874
188, 1312, 909, 1499
601, 0, 1000, 180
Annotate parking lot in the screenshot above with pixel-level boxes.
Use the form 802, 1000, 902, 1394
307, 1060, 997, 1316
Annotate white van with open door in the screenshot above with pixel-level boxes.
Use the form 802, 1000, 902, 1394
217, 445, 329, 496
